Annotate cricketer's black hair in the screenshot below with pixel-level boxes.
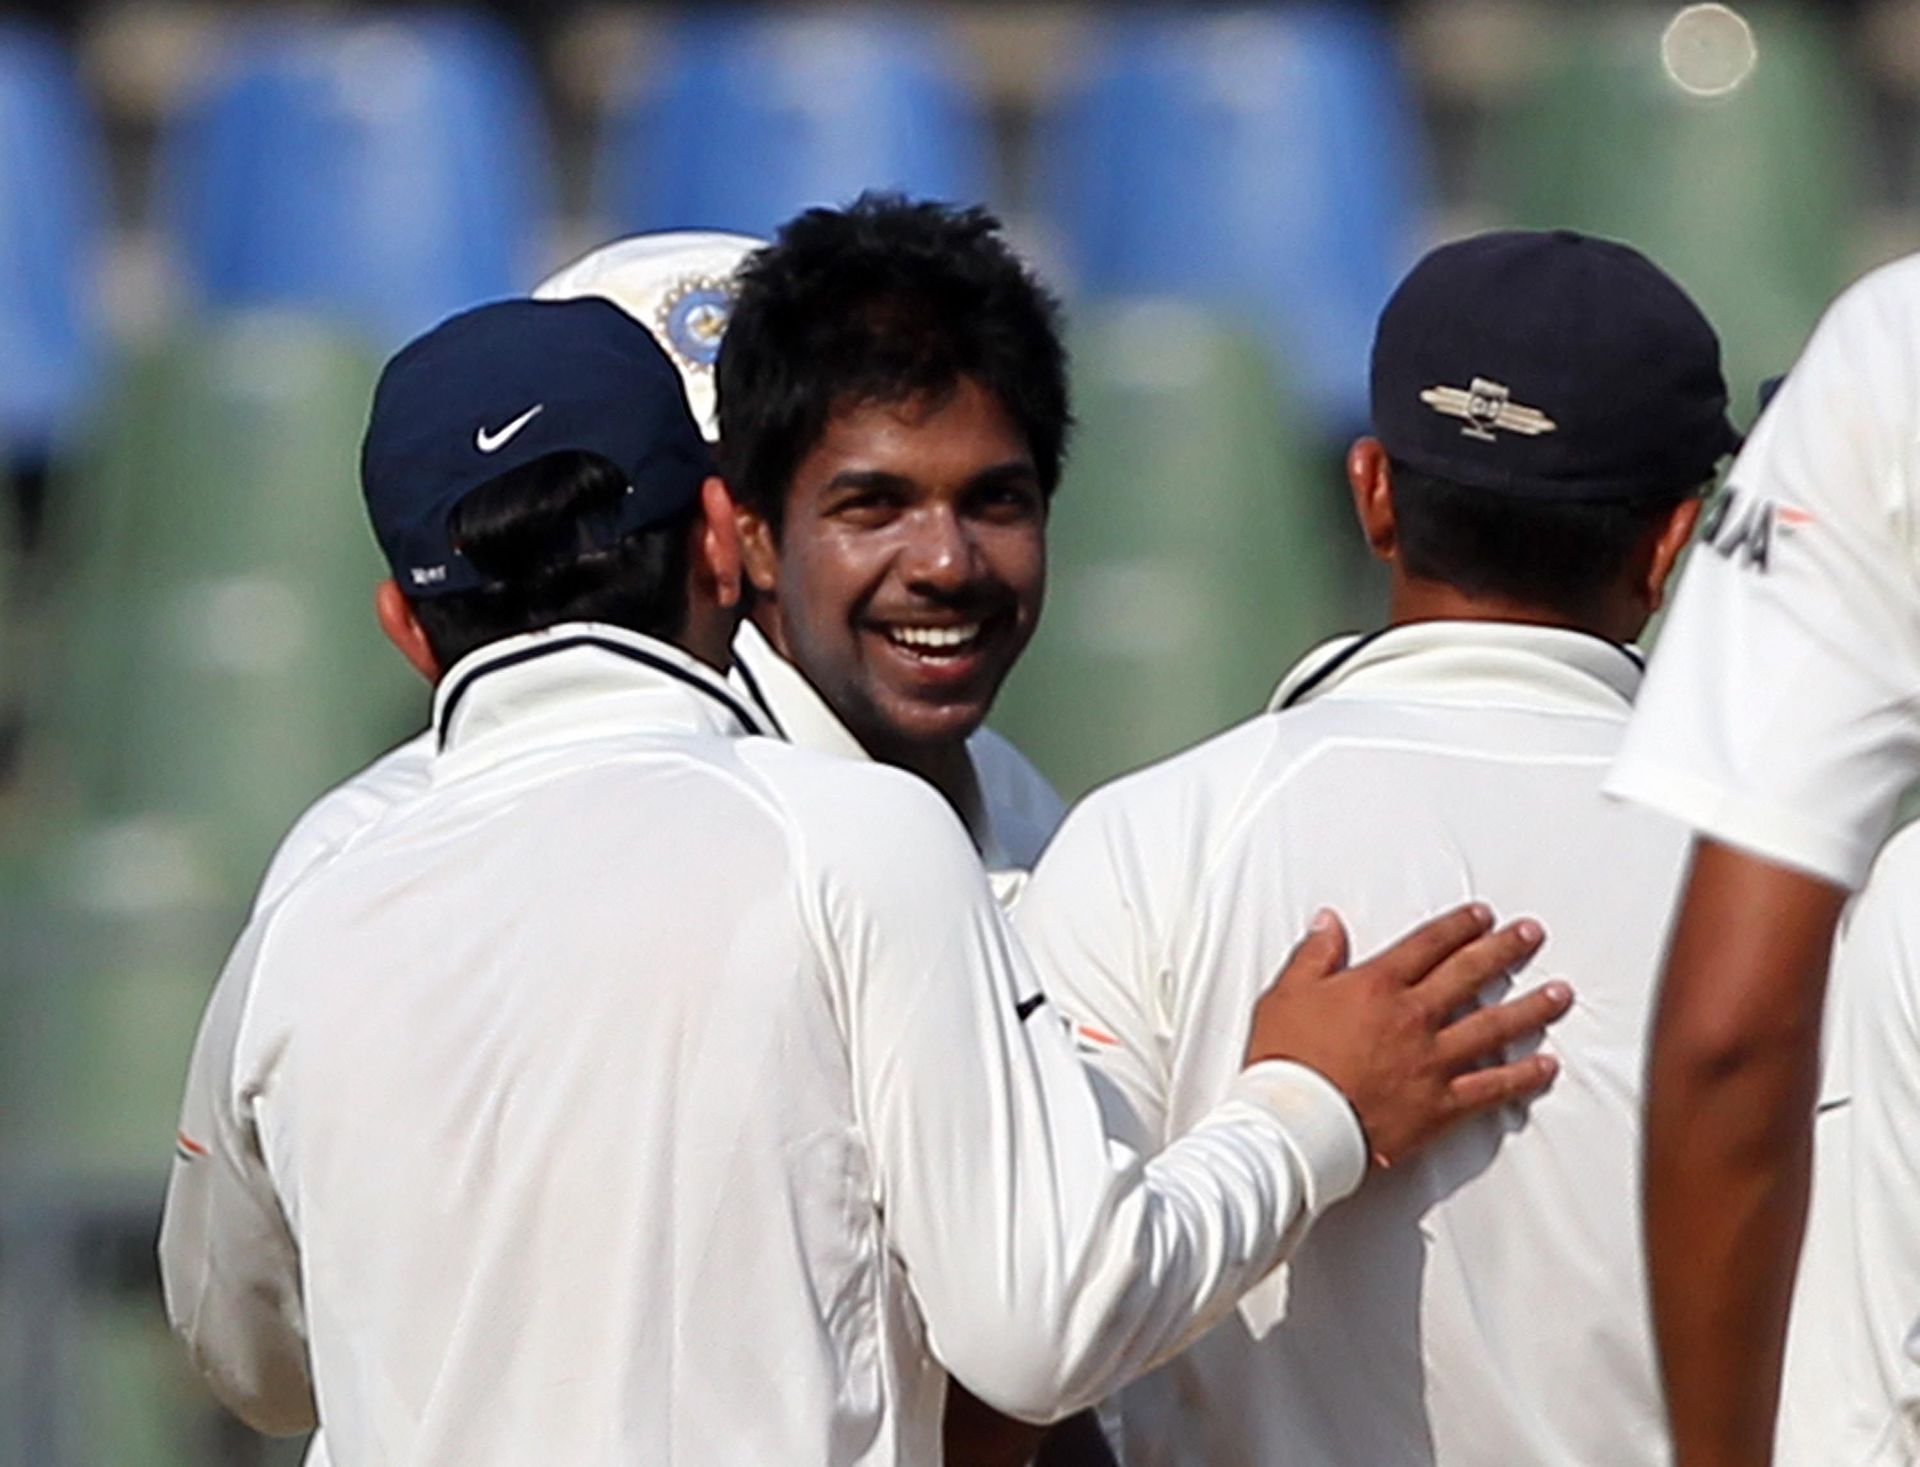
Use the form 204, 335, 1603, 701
408, 450, 694, 669
716, 192, 1072, 529
1389, 459, 1695, 623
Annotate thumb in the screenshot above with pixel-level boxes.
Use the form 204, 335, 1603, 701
1283, 907, 1349, 982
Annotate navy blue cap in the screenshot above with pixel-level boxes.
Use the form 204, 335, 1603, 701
361, 296, 712, 597
1371, 230, 1740, 499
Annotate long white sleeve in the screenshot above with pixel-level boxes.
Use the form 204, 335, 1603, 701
805, 777, 1365, 1423
157, 918, 315, 1435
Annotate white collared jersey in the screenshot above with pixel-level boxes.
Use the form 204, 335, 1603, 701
727, 620, 1064, 884
253, 623, 1062, 915
161, 623, 1367, 1466
1015, 622, 1690, 1467
1609, 253, 1920, 890
1777, 825, 1920, 1465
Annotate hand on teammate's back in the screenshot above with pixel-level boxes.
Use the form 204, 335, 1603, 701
1246, 904, 1570, 1166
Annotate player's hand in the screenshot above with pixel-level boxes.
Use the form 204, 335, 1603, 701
1244, 904, 1570, 1166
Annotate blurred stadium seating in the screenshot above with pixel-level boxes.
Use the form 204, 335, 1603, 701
1487, 2, 1859, 415
599, 8, 991, 237
0, 24, 103, 469
996, 299, 1366, 793
158, 11, 547, 348
1037, 6, 1426, 435
0, 3, 1909, 1462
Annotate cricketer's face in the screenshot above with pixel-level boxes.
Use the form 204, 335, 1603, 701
752, 376, 1047, 764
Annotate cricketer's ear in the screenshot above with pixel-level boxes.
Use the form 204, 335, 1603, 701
1643, 495, 1705, 614
731, 486, 781, 597
695, 476, 745, 610
1347, 436, 1398, 563
374, 580, 442, 685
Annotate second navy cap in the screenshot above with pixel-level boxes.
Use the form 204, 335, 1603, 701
1371, 229, 1740, 499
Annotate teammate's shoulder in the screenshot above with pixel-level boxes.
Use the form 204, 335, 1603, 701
252, 730, 434, 912
734, 735, 972, 836
1838, 252, 1920, 317
351, 730, 435, 801
1797, 253, 1920, 381
1067, 712, 1294, 840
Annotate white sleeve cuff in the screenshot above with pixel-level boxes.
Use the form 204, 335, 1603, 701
1227, 1059, 1368, 1215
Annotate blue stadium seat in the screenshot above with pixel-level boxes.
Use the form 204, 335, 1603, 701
1037, 7, 1427, 435
600, 9, 989, 238
160, 12, 545, 347
0, 26, 103, 462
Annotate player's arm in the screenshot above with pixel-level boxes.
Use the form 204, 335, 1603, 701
1643, 841, 1845, 1467
158, 923, 315, 1435
820, 782, 1567, 1422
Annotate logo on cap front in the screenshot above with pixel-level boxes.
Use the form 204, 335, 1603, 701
1420, 377, 1557, 442
657, 277, 734, 371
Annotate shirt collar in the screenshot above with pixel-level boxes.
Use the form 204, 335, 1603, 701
1268, 620, 1646, 717
728, 618, 867, 762
727, 618, 997, 852
433, 623, 771, 764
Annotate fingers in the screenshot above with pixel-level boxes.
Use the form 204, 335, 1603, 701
1435, 980, 1574, 1070
1446, 1051, 1561, 1115
1359, 903, 1495, 988
1274, 907, 1349, 986
1412, 919, 1545, 1017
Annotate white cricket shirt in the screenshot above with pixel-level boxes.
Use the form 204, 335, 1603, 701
727, 620, 1064, 889
1775, 825, 1920, 1465
253, 622, 1062, 914
1609, 253, 1920, 889
1015, 620, 1690, 1467
161, 622, 1367, 1465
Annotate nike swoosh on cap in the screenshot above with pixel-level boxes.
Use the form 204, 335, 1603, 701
476, 403, 544, 454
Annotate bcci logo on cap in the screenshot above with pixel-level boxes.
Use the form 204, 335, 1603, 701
657, 277, 734, 373
1420, 377, 1557, 442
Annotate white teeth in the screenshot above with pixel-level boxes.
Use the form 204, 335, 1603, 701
886, 623, 982, 652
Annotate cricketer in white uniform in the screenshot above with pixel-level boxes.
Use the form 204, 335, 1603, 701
1015, 231, 1739, 1466
1608, 254, 1920, 1464
157, 295, 1557, 1464
253, 226, 1063, 918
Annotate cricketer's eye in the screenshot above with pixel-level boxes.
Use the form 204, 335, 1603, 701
965, 475, 1044, 523
825, 486, 909, 530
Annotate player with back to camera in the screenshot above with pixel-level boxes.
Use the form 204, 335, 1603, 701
248, 230, 767, 911
157, 292, 1571, 1463
1606, 249, 1920, 1466
1014, 230, 1738, 1466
